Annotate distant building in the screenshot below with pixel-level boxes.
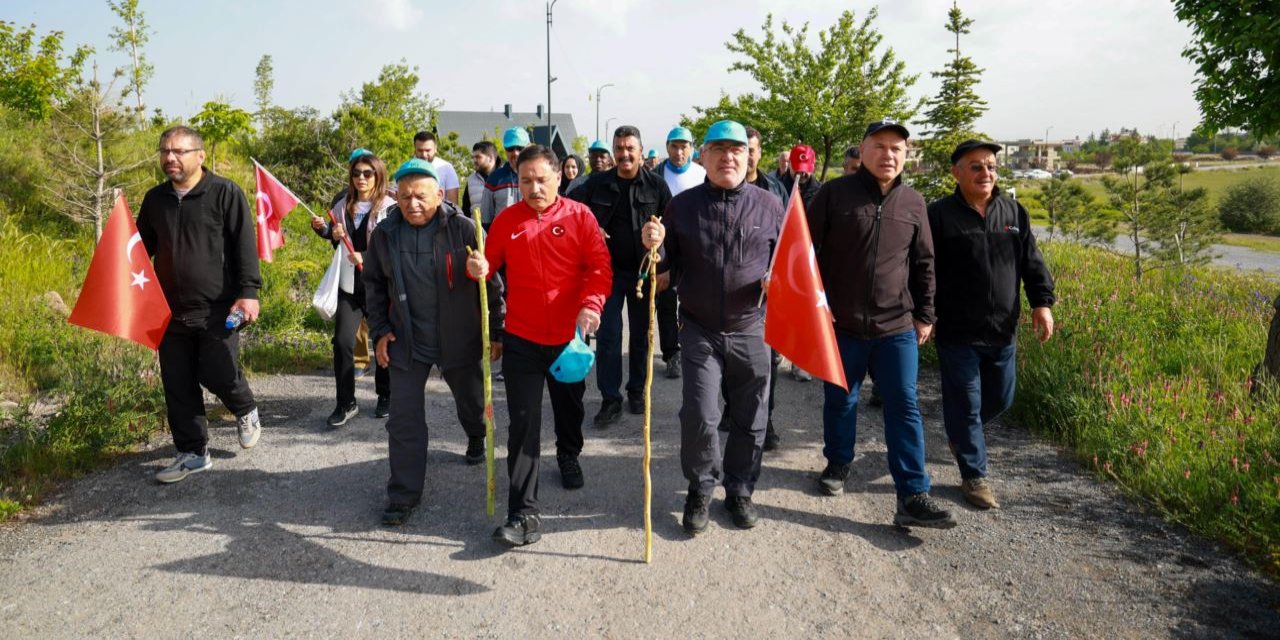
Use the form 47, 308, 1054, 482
998, 139, 1063, 171
436, 110, 579, 160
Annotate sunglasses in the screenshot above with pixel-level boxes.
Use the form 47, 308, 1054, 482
351, 169, 376, 179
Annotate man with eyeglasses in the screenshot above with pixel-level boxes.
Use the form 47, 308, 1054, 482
927, 140, 1056, 511
481, 127, 528, 225
136, 125, 262, 484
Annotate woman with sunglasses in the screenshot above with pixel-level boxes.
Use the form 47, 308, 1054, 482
311, 150, 396, 426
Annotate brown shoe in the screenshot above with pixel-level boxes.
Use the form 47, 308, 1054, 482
961, 477, 1000, 510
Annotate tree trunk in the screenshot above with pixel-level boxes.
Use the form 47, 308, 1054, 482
93, 62, 107, 241
1261, 294, 1280, 394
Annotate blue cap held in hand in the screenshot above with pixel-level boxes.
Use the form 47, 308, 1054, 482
703, 120, 748, 146
550, 329, 596, 383
392, 158, 439, 182
666, 127, 694, 143
502, 127, 531, 149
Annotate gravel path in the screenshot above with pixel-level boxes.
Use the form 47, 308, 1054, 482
1, 360, 1277, 638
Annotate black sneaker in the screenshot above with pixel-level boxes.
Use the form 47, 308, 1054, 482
682, 492, 711, 535
818, 462, 852, 496
763, 420, 780, 451
894, 493, 958, 529
665, 357, 682, 379
464, 437, 485, 465
627, 393, 645, 415
557, 454, 584, 489
593, 399, 622, 428
493, 513, 542, 546
381, 503, 415, 526
724, 496, 760, 529
327, 403, 358, 427
375, 395, 391, 418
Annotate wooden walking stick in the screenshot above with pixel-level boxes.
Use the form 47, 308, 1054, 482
635, 216, 661, 563
470, 207, 497, 517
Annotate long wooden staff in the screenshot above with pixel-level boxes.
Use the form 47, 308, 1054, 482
635, 216, 661, 563
470, 207, 497, 517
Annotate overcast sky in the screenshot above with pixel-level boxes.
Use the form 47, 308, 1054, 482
10, 0, 1206, 149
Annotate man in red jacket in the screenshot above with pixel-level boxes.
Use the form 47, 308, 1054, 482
466, 145, 612, 546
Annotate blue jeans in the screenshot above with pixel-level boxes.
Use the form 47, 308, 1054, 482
822, 330, 930, 498
596, 274, 649, 402
936, 342, 1017, 480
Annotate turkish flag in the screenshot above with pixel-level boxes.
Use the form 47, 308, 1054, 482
765, 183, 848, 390
253, 160, 301, 262
68, 192, 172, 350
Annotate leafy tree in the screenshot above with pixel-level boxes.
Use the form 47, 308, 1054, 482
1174, 0, 1279, 136
191, 100, 253, 169
333, 60, 439, 161
1218, 175, 1280, 235
1101, 135, 1175, 279
1032, 175, 1111, 245
251, 106, 341, 204
107, 0, 151, 114
1152, 167, 1218, 266
0, 21, 90, 120
253, 54, 274, 117
915, 1, 989, 203
684, 9, 921, 177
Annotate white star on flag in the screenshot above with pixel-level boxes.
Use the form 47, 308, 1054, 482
131, 270, 150, 290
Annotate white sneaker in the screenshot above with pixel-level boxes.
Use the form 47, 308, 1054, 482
236, 408, 261, 449
793, 367, 813, 382
155, 451, 212, 484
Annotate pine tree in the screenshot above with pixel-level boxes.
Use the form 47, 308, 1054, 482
254, 54, 274, 118
107, 0, 152, 114
915, 1, 989, 203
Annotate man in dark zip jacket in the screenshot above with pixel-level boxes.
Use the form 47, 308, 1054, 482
363, 159, 506, 526
927, 140, 1056, 510
137, 126, 262, 484
569, 125, 672, 425
643, 120, 783, 535
806, 120, 955, 529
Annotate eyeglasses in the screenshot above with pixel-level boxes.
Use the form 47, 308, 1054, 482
351, 169, 376, 179
158, 148, 202, 158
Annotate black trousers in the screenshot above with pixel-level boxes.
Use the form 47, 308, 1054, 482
157, 314, 256, 455
385, 359, 486, 506
334, 290, 389, 405
656, 287, 680, 361
502, 333, 586, 517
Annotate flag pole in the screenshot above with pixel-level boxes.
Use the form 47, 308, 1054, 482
636, 216, 659, 564
471, 208, 497, 518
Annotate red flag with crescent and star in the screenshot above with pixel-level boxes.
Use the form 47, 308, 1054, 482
68, 192, 171, 350
764, 183, 848, 390
253, 159, 301, 262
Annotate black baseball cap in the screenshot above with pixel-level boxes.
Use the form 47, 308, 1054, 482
862, 119, 910, 140
950, 139, 1004, 164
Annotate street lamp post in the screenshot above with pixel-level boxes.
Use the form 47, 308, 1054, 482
595, 83, 615, 141
546, 0, 559, 134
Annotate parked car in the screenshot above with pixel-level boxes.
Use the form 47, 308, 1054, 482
1026, 169, 1053, 180
1055, 169, 1074, 178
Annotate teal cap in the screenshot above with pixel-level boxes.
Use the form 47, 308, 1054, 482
692, 149, 701, 161
502, 127, 530, 149
645, 148, 657, 159
666, 127, 694, 143
348, 148, 373, 163
550, 329, 596, 383
588, 139, 610, 153
392, 158, 439, 182
703, 120, 748, 145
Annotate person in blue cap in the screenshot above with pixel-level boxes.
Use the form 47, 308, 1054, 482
644, 148, 659, 170
650, 125, 708, 380
587, 139, 613, 174
481, 127, 529, 225
641, 120, 783, 535
363, 158, 506, 526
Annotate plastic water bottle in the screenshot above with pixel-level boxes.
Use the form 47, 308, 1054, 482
225, 309, 246, 330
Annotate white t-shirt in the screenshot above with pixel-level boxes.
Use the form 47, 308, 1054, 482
663, 161, 706, 197
430, 158, 461, 191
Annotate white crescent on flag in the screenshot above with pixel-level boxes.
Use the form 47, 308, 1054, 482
126, 232, 142, 265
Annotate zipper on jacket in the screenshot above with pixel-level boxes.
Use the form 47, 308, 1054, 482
720, 188, 729, 331
864, 203, 883, 335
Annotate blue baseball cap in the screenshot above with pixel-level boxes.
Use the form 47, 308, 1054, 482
348, 148, 373, 163
666, 127, 694, 143
550, 330, 595, 383
392, 158, 439, 182
588, 139, 610, 154
645, 149, 657, 159
502, 127, 530, 149
703, 120, 748, 145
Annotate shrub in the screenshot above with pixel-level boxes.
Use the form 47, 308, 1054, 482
1218, 175, 1280, 234
1221, 147, 1240, 161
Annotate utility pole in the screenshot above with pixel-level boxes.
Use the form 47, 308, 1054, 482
546, 0, 559, 141
595, 83, 614, 141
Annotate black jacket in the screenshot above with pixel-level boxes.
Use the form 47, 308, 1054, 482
796, 175, 822, 209
136, 168, 261, 322
750, 171, 788, 208
363, 201, 505, 372
568, 166, 672, 273
927, 187, 1056, 346
663, 179, 783, 334
808, 168, 935, 339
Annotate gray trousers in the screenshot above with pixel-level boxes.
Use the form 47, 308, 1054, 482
385, 359, 486, 506
679, 319, 771, 497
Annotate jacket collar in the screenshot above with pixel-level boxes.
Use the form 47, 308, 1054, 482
165, 166, 214, 197
705, 177, 747, 198
854, 166, 902, 198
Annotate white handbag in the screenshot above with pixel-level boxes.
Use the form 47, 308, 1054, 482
311, 244, 346, 321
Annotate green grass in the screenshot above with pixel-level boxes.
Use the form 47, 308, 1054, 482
1220, 233, 1280, 254
1063, 164, 1280, 208
1013, 242, 1280, 575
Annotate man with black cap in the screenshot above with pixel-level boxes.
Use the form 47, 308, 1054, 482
807, 119, 955, 529
927, 140, 1056, 510
363, 158, 506, 526
641, 120, 783, 535
569, 125, 672, 426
